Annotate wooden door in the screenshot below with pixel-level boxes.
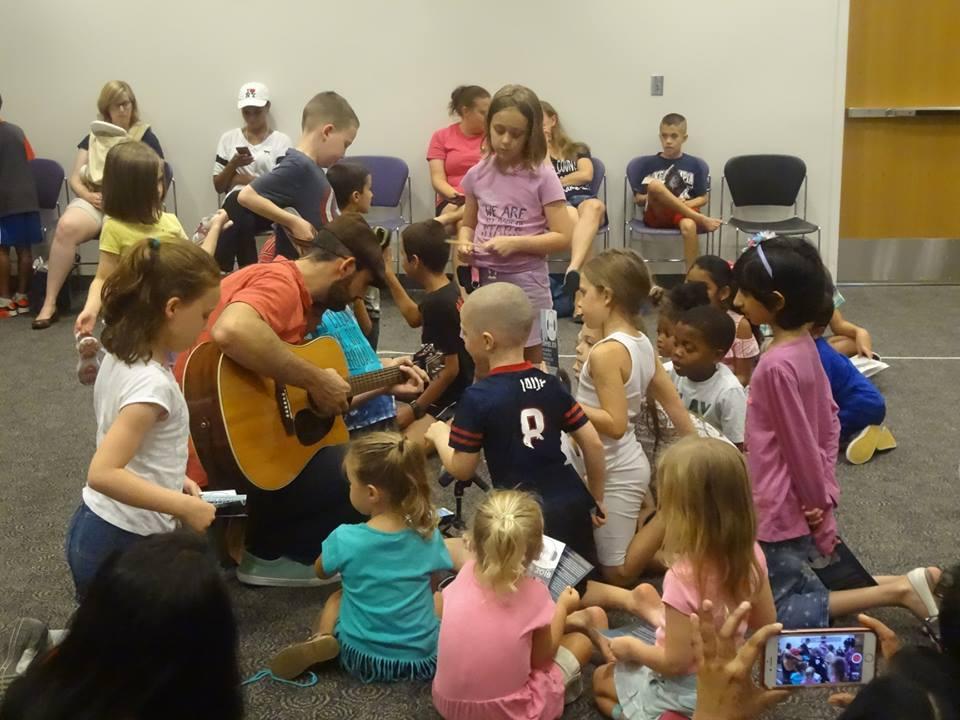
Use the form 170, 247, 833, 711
840, 0, 960, 239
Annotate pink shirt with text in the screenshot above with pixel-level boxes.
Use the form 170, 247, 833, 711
461, 157, 566, 274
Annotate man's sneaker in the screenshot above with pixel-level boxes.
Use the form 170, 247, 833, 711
13, 294, 29, 315
845, 425, 883, 465
0, 618, 49, 691
0, 298, 16, 319
269, 633, 340, 680
236, 551, 340, 588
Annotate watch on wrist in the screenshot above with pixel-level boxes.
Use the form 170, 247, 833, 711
409, 400, 425, 420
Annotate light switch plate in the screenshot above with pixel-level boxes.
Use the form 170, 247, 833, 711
651, 75, 664, 96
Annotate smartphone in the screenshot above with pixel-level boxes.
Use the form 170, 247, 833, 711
763, 628, 877, 689
235, 146, 252, 156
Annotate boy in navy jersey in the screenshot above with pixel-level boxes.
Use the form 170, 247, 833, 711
425, 282, 606, 562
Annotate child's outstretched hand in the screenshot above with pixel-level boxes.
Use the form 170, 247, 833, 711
424, 420, 450, 447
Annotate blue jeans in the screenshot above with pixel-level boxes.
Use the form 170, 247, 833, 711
65, 503, 142, 602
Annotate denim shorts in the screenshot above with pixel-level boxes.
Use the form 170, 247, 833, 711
761, 536, 830, 629
65, 503, 143, 602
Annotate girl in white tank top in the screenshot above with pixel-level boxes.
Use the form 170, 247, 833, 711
571, 249, 693, 589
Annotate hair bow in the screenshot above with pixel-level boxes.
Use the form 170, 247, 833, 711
746, 231, 776, 277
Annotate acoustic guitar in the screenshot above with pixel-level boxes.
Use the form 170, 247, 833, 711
182, 338, 443, 492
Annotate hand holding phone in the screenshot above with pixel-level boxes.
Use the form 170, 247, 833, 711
233, 146, 254, 167
763, 628, 877, 689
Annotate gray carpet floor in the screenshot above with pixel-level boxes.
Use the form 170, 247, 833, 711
1, 282, 958, 719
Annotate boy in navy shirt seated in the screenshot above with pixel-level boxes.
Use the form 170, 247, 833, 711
632, 113, 722, 269
383, 220, 474, 444
812, 287, 896, 465
425, 282, 606, 563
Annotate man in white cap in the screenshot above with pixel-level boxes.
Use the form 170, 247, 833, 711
213, 81, 293, 270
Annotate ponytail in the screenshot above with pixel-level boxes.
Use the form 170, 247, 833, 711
345, 432, 437, 539
469, 490, 543, 594
100, 238, 220, 365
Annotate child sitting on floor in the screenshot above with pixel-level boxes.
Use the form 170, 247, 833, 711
425, 282, 606, 564
668, 304, 747, 448
811, 284, 895, 465
269, 432, 454, 683
686, 254, 760, 385
589, 437, 775, 720
433, 489, 593, 719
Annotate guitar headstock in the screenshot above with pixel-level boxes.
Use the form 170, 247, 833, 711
412, 344, 446, 379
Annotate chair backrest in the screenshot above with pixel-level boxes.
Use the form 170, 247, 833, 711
723, 154, 806, 207
340, 155, 409, 208
162, 161, 174, 198
29, 158, 65, 210
588, 157, 606, 197
625, 154, 710, 193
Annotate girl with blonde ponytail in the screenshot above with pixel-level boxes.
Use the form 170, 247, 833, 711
433, 490, 594, 720
269, 432, 455, 684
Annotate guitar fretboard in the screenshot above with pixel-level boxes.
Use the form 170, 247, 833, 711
348, 366, 405, 395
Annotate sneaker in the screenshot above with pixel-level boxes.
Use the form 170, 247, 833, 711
0, 618, 49, 691
0, 298, 16, 319
236, 551, 340, 588
13, 294, 29, 315
845, 425, 883, 465
269, 633, 340, 680
875, 425, 897, 452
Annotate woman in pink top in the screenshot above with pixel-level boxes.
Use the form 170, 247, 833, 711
735, 235, 941, 633
427, 86, 490, 231
686, 254, 759, 386
433, 490, 592, 720
456, 84, 574, 363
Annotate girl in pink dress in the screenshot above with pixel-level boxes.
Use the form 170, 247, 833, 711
432, 490, 592, 720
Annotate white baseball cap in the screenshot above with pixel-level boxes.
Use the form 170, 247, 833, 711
238, 82, 270, 109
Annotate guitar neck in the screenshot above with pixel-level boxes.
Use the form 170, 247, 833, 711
348, 366, 405, 396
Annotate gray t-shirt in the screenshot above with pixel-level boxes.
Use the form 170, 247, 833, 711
250, 148, 339, 259
667, 361, 747, 444
0, 121, 39, 217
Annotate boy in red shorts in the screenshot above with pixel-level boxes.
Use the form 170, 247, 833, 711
633, 113, 722, 269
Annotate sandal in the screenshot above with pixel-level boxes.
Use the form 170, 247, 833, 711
31, 311, 59, 330
907, 567, 941, 644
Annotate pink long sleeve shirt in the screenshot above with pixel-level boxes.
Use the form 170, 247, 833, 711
745, 335, 840, 555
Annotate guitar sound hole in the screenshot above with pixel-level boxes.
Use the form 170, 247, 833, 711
294, 410, 335, 445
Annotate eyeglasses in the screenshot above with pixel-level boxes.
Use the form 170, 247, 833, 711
113, 100, 132, 110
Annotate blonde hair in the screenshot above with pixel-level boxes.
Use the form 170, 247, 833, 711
583, 248, 653, 319
470, 490, 544, 594
97, 80, 139, 125
484, 85, 547, 170
541, 101, 588, 161
657, 436, 762, 607
301, 91, 359, 132
461, 282, 533, 349
345, 432, 437, 539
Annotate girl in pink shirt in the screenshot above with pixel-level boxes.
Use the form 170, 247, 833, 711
589, 437, 774, 720
456, 84, 574, 366
432, 490, 592, 720
686, 254, 759, 386
735, 235, 940, 632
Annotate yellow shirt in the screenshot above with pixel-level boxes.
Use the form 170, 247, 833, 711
99, 212, 188, 255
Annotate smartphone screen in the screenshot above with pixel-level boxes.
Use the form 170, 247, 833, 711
765, 630, 876, 688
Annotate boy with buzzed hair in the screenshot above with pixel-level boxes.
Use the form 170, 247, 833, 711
633, 113, 722, 269
425, 282, 606, 563
220, 91, 359, 269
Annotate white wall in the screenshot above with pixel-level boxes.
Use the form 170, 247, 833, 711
1, 0, 848, 272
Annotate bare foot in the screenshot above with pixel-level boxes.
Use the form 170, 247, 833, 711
701, 216, 723, 233
567, 605, 608, 634
628, 583, 664, 625
900, 567, 942, 620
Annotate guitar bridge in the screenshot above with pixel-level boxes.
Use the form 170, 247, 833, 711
275, 383, 296, 435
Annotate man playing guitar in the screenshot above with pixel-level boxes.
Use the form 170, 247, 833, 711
174, 213, 428, 586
